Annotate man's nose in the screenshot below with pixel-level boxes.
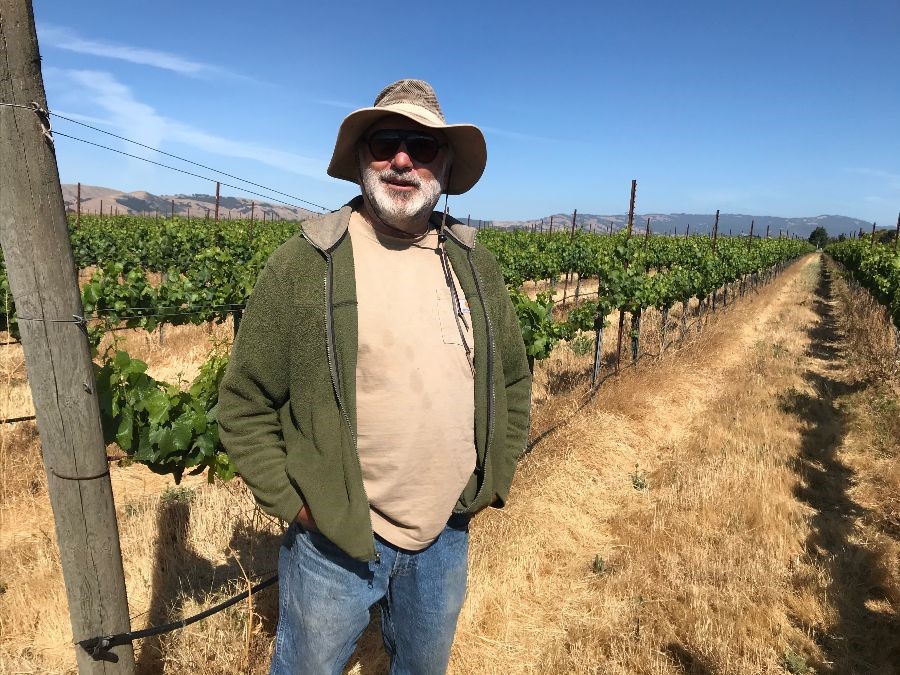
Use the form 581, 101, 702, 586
391, 144, 414, 170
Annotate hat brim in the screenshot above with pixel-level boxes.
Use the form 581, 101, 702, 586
326, 106, 487, 195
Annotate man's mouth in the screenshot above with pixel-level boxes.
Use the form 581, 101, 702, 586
382, 177, 419, 191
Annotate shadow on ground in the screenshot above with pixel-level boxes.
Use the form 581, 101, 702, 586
778, 261, 899, 674
136, 496, 394, 674
136, 497, 282, 673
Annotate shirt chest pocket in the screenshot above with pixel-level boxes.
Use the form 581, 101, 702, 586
436, 286, 470, 347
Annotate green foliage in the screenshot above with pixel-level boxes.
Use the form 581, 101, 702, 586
94, 343, 235, 483
826, 239, 900, 329
0, 215, 814, 484
568, 332, 595, 357
808, 226, 829, 248
510, 290, 572, 363
630, 464, 648, 491
781, 649, 814, 674
160, 485, 197, 504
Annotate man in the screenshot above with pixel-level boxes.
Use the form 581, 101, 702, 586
218, 79, 532, 674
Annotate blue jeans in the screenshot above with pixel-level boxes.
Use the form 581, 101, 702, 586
270, 517, 470, 675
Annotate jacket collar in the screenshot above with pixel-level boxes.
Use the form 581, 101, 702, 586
301, 195, 477, 253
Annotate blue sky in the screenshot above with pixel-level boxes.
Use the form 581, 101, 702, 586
34, 0, 900, 225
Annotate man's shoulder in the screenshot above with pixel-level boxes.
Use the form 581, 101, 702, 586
265, 232, 314, 271
266, 205, 350, 270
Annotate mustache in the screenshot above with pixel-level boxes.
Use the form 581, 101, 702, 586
377, 169, 421, 187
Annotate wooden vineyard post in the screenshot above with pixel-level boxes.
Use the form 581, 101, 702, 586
615, 180, 637, 374
685, 223, 690, 238
710, 210, 720, 313
895, 212, 899, 253
628, 217, 651, 361
591, 314, 605, 389
158, 271, 167, 345
214, 181, 221, 222
76, 181, 81, 227
870, 221, 877, 249
170, 198, 175, 219
233, 305, 243, 339
0, 1, 136, 671
660, 307, 669, 355
630, 311, 641, 363
562, 209, 577, 303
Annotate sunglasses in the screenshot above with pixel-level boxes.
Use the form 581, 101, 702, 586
365, 129, 445, 164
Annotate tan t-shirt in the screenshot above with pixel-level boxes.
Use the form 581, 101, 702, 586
348, 209, 476, 550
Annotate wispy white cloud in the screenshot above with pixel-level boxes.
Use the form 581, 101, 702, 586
312, 98, 360, 110
56, 69, 326, 180
38, 24, 229, 78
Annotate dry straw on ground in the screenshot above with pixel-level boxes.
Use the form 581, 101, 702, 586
1, 255, 897, 674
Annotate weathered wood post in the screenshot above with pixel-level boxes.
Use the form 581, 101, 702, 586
0, 1, 135, 671
615, 180, 636, 373
894, 212, 899, 253
562, 209, 577, 303
710, 210, 720, 312
214, 181, 221, 222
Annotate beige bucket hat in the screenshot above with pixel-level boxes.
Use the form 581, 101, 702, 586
327, 79, 487, 195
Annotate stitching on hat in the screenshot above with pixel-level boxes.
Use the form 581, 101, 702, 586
374, 79, 445, 122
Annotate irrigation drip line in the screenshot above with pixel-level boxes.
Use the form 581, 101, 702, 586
1, 414, 36, 424
78, 574, 278, 661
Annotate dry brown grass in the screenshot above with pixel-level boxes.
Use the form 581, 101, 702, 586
2, 255, 897, 674
828, 260, 900, 380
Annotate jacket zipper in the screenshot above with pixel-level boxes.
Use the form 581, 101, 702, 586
467, 250, 495, 505
305, 230, 378, 563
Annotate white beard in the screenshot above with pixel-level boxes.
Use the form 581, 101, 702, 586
360, 164, 444, 232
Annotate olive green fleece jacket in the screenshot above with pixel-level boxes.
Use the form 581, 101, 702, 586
218, 198, 532, 562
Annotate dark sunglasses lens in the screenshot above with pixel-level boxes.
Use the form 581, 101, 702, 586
368, 134, 402, 161
368, 131, 440, 162
406, 136, 439, 163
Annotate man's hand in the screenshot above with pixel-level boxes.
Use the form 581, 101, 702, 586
295, 505, 318, 532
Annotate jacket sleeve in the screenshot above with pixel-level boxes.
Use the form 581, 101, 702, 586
476, 244, 533, 507
218, 258, 303, 523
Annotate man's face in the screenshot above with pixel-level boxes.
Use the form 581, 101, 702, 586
358, 115, 451, 231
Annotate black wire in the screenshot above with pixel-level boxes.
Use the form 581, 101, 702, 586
52, 131, 330, 213
50, 111, 331, 212
1, 414, 36, 424
77, 574, 278, 659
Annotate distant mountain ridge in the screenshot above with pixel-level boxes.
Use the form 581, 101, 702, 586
493, 212, 878, 239
61, 184, 318, 221
61, 185, 877, 239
